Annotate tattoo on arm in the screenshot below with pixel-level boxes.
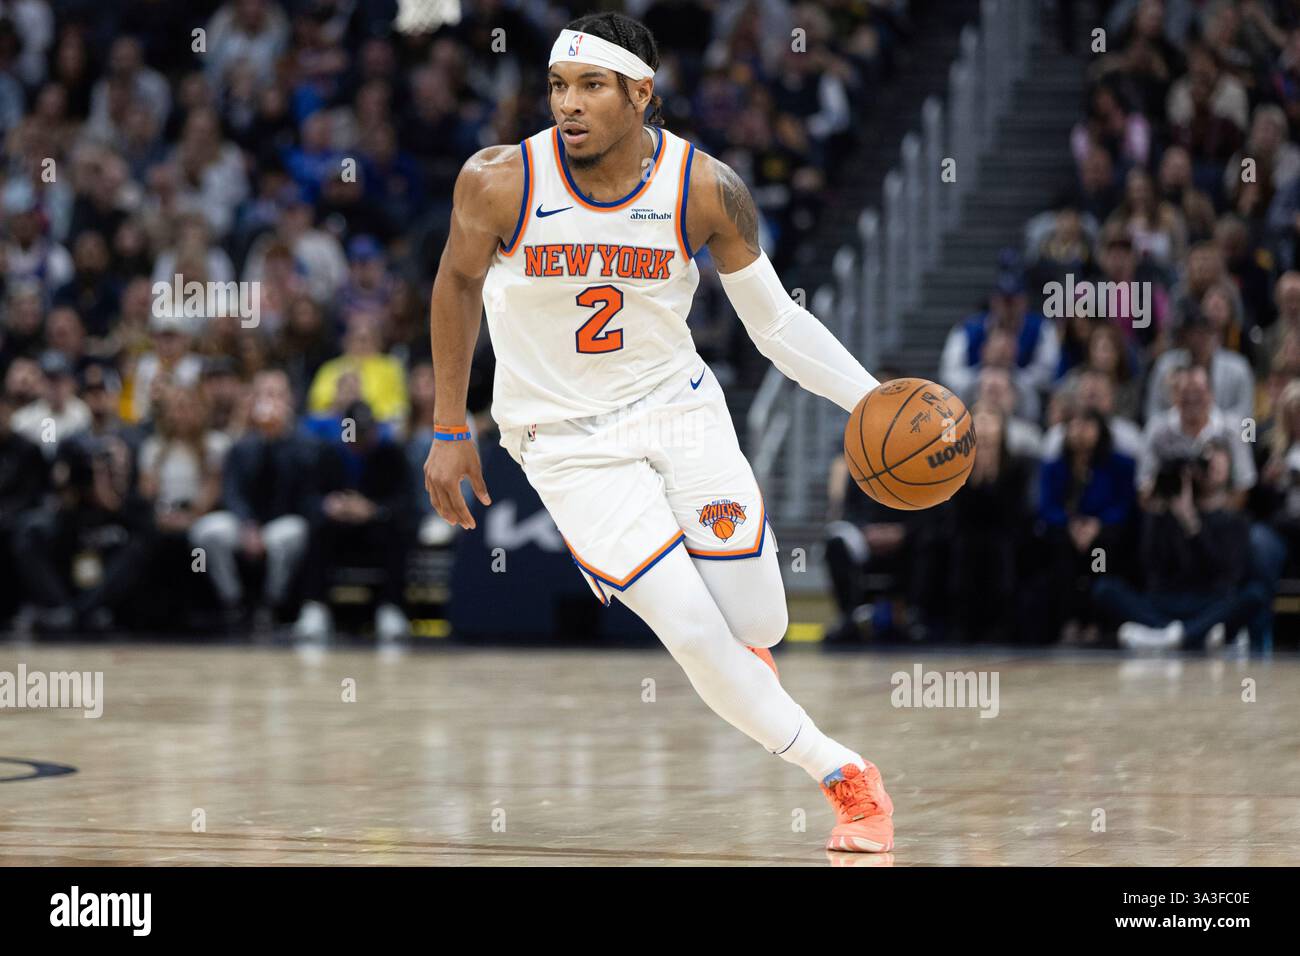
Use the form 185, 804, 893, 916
714, 162, 761, 269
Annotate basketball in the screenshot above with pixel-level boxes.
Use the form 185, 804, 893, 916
712, 517, 736, 540
843, 378, 976, 510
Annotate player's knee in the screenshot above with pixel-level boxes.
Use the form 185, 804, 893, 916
733, 601, 788, 649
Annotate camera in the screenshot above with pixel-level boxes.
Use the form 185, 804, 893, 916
1151, 452, 1207, 499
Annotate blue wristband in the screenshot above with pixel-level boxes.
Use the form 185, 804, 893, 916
434, 423, 472, 442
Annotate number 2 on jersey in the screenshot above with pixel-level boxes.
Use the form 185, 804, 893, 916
574, 285, 624, 353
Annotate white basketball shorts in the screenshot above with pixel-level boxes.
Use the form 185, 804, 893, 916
499, 358, 776, 605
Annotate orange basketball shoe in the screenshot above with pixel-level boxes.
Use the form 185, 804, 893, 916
748, 646, 779, 679
820, 761, 894, 853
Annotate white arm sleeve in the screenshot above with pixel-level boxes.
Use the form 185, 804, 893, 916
716, 252, 879, 413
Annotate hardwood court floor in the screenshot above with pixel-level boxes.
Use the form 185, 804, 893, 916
1, 642, 1297, 866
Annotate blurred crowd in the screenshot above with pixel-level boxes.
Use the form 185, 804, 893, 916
0, 0, 912, 638
826, 0, 1300, 651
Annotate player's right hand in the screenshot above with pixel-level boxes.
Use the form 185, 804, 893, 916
424, 439, 492, 530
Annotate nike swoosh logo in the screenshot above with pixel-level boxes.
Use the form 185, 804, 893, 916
690, 370, 705, 389
536, 204, 573, 218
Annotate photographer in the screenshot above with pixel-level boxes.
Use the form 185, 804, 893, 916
10, 401, 149, 632
1137, 364, 1256, 505
1093, 439, 1265, 650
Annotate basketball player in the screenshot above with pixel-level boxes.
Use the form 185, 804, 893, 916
424, 12, 893, 853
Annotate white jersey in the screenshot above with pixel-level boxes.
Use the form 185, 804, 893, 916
482, 124, 702, 431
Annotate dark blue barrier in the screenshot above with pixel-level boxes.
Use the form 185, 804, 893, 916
448, 437, 656, 645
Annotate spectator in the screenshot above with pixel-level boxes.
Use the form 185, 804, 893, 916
1215, 214, 1276, 338
275, 295, 333, 408
307, 309, 408, 425
1036, 405, 1137, 641
52, 230, 121, 337
0, 387, 47, 621
190, 369, 316, 628
1094, 0, 1183, 121
1225, 103, 1300, 206
1139, 364, 1257, 498
1256, 379, 1300, 569
3, 355, 42, 408
11, 376, 148, 633
130, 311, 203, 423
2, 179, 74, 294
1064, 141, 1123, 222
204, 0, 291, 90
1095, 222, 1172, 349
1261, 270, 1300, 374
942, 404, 1036, 643
975, 365, 1044, 459
86, 35, 171, 135
150, 212, 236, 288
1168, 239, 1238, 326
171, 107, 250, 240
1268, 25, 1300, 134
939, 248, 1060, 411
1094, 439, 1264, 650
44, 305, 89, 374
11, 350, 91, 457
1166, 43, 1248, 189
197, 356, 247, 440
1026, 204, 1095, 298
337, 235, 395, 317
1045, 367, 1144, 460
1060, 320, 1143, 420
823, 454, 925, 643
1200, 276, 1247, 357
0, 280, 47, 369
1104, 166, 1187, 270
1071, 81, 1150, 176
138, 384, 228, 541
1145, 301, 1255, 426
242, 189, 347, 305
1158, 144, 1216, 243
317, 171, 399, 248
359, 121, 424, 232
294, 399, 411, 643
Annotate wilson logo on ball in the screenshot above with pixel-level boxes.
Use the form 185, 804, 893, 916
925, 429, 976, 469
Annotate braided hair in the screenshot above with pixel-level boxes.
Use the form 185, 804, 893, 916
564, 12, 664, 126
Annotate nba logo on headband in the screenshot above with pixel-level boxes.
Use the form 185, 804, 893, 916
549, 28, 656, 81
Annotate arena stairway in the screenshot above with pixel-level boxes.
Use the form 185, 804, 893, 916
725, 0, 983, 479
761, 8, 1088, 600
790, 0, 982, 295
893, 41, 1087, 376
746, 0, 995, 598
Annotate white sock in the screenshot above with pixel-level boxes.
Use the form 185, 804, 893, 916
775, 707, 865, 783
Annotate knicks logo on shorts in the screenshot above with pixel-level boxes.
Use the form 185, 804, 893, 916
698, 499, 747, 541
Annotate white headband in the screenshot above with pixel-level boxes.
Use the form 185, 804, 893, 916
548, 28, 655, 81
